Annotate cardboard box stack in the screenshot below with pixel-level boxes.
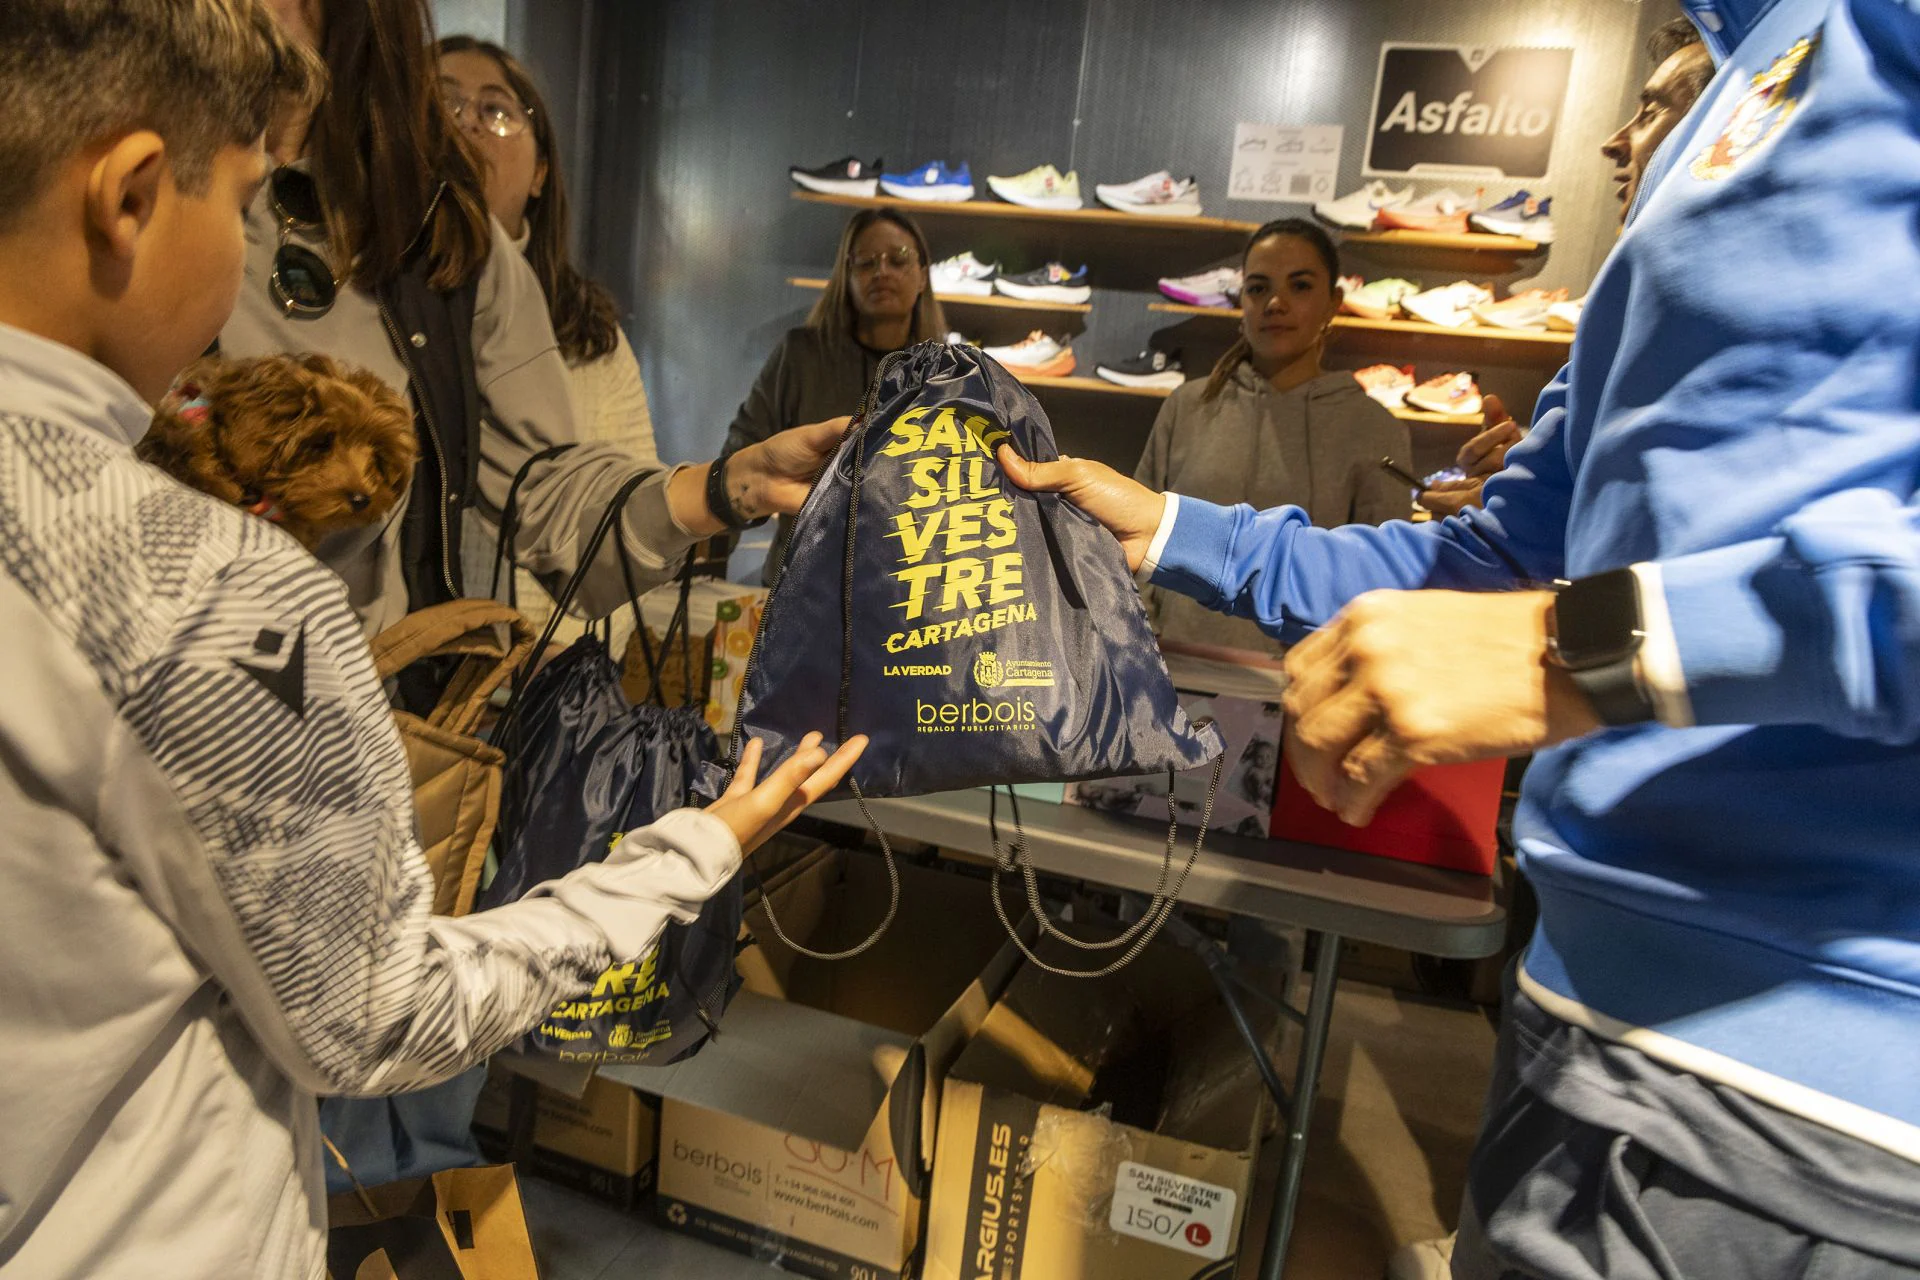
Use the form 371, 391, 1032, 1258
472, 1057, 658, 1209
924, 934, 1278, 1280
604, 846, 1032, 1280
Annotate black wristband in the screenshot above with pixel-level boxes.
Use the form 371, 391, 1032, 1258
705, 448, 766, 531
1567, 659, 1658, 726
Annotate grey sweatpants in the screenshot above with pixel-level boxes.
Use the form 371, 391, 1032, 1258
1452, 967, 1920, 1280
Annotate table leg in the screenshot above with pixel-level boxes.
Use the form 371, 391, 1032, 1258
1259, 930, 1343, 1280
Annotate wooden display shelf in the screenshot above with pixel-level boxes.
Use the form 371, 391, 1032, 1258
1012, 371, 1473, 418
792, 189, 1256, 234
1392, 405, 1484, 425
1341, 228, 1541, 252
787, 276, 1091, 315
1019, 373, 1173, 398
1146, 302, 1574, 348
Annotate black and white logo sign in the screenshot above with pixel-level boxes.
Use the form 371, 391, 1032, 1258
1364, 45, 1573, 180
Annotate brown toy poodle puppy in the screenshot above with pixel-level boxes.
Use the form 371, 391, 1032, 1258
139, 353, 416, 552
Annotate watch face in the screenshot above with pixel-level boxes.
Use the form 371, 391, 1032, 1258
1555, 569, 1643, 669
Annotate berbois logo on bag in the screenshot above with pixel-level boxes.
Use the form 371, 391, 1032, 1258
1364, 44, 1573, 179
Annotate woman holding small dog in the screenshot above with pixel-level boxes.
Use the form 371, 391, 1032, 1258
224, 0, 839, 644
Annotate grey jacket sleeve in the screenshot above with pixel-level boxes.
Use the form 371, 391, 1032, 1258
120, 540, 741, 1097
469, 219, 695, 619
723, 333, 798, 456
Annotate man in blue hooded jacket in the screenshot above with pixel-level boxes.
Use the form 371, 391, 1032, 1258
1002, 0, 1920, 1272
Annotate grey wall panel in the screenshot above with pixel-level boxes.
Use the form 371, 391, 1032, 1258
572, 0, 1687, 467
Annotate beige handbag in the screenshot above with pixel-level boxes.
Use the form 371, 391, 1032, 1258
370, 600, 535, 917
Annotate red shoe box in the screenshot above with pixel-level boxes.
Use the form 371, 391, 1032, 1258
1272, 755, 1504, 877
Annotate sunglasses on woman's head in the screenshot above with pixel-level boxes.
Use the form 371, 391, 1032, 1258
267, 167, 336, 319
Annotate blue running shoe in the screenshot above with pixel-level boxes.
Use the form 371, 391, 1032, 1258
1470, 191, 1555, 242
880, 160, 975, 203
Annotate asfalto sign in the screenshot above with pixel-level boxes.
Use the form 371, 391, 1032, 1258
1363, 44, 1573, 180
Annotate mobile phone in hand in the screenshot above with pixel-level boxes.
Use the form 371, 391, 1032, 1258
1378, 457, 1424, 489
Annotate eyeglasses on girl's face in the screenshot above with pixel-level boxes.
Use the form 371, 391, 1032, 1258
849, 245, 921, 275
442, 83, 534, 139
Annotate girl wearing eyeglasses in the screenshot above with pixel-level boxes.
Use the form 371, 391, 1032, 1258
435, 37, 653, 467
724, 208, 948, 583
222, 0, 845, 653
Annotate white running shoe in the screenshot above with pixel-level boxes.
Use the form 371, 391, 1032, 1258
981, 330, 1075, 376
1158, 267, 1242, 309
987, 164, 1083, 210
1313, 180, 1412, 230
993, 262, 1092, 304
1401, 281, 1494, 329
931, 251, 999, 297
1471, 287, 1569, 331
1547, 298, 1585, 331
1405, 372, 1483, 418
1095, 170, 1203, 216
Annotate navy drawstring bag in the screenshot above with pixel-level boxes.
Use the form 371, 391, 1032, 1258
709, 341, 1224, 974
484, 459, 741, 1064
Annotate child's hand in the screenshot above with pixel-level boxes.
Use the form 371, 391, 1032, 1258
708, 733, 868, 854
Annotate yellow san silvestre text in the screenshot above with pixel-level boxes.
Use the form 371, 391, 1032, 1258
880, 406, 1035, 653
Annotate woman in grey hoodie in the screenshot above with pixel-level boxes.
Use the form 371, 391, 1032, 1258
1136, 219, 1413, 653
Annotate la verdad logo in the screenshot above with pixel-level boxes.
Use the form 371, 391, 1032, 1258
1365, 44, 1573, 180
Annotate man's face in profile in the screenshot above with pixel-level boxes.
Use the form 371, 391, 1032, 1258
1601, 42, 1715, 225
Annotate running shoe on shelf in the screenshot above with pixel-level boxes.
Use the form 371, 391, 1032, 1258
994, 263, 1091, 304
987, 164, 1083, 210
1096, 349, 1185, 390
788, 155, 883, 197
1470, 191, 1555, 242
1158, 266, 1242, 309
1401, 281, 1494, 329
1472, 287, 1570, 330
1095, 170, 1203, 216
880, 160, 974, 202
1353, 364, 1416, 409
982, 331, 1076, 378
1547, 297, 1585, 331
1373, 188, 1480, 234
1314, 180, 1413, 230
1340, 277, 1420, 320
930, 251, 999, 297
1405, 372, 1484, 418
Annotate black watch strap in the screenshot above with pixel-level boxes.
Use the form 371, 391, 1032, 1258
1567, 659, 1658, 726
705, 448, 766, 531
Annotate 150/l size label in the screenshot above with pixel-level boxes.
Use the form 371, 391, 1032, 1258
1107, 1161, 1236, 1260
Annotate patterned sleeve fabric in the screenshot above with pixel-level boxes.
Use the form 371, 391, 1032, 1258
0, 417, 727, 1098
117, 536, 744, 1095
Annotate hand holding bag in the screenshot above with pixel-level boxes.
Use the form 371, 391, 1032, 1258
717, 342, 1226, 974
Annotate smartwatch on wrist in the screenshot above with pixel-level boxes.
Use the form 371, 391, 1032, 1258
704, 447, 767, 531
1546, 568, 1658, 726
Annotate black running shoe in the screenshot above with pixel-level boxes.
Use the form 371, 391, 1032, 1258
789, 156, 882, 197
1095, 349, 1185, 390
